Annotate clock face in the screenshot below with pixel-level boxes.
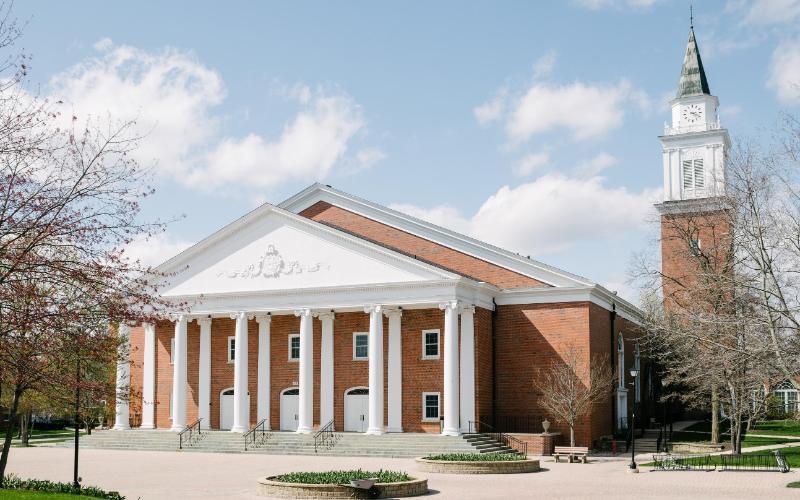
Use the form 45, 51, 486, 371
682, 104, 704, 123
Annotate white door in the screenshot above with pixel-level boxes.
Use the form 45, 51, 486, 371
220, 388, 250, 430
344, 388, 369, 432
280, 389, 300, 431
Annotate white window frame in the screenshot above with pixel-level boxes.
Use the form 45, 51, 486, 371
352, 332, 369, 360
422, 392, 440, 422
422, 329, 440, 360
170, 337, 175, 365
227, 336, 235, 364
288, 334, 300, 362
682, 157, 705, 194
634, 343, 641, 403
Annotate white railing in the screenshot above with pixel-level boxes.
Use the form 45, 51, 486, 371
663, 121, 721, 136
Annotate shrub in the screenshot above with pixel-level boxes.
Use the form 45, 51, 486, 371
1, 475, 124, 499
272, 470, 411, 484
423, 452, 527, 461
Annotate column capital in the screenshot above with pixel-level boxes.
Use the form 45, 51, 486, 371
460, 304, 476, 315
196, 317, 212, 328
168, 312, 188, 323
317, 311, 335, 322
255, 314, 272, 325
229, 311, 248, 321
364, 304, 383, 315
383, 307, 402, 319
294, 308, 314, 318
439, 300, 460, 311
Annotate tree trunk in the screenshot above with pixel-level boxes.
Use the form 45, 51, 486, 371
19, 413, 29, 446
0, 386, 23, 487
711, 387, 720, 445
569, 425, 575, 447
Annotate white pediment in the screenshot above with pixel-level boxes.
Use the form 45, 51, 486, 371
157, 206, 455, 297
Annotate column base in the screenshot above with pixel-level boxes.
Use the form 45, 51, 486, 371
366, 428, 384, 435
112, 424, 130, 431
139, 423, 155, 430
170, 424, 185, 432
441, 428, 462, 436
230, 425, 248, 433
385, 427, 404, 433
296, 426, 313, 434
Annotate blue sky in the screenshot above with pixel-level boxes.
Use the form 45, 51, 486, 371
14, 0, 800, 300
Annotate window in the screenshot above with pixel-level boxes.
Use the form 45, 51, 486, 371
288, 334, 300, 361
422, 329, 440, 360
422, 392, 440, 422
227, 336, 235, 363
353, 332, 368, 360
772, 380, 799, 414
617, 334, 624, 389
170, 337, 175, 364
689, 238, 702, 256
682, 158, 705, 191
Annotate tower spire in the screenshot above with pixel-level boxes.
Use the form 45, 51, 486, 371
676, 18, 710, 98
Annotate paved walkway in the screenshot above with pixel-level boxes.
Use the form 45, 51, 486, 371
5, 447, 799, 499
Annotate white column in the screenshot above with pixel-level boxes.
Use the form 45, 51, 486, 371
113, 323, 131, 430
198, 318, 212, 430
459, 305, 476, 433
319, 312, 335, 428
296, 308, 314, 433
440, 301, 461, 436
256, 315, 271, 428
231, 311, 249, 433
140, 322, 156, 429
386, 308, 403, 433
366, 305, 384, 435
170, 315, 188, 431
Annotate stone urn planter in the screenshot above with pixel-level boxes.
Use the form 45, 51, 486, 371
542, 419, 551, 434
415, 457, 540, 474
256, 477, 428, 498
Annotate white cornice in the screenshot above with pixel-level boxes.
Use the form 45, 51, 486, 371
496, 285, 642, 325
655, 197, 731, 216
278, 183, 594, 288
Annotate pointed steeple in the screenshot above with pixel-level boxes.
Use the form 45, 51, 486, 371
676, 26, 711, 98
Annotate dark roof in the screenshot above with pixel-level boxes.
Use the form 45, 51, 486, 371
677, 27, 711, 98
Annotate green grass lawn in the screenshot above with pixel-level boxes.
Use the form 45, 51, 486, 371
0, 491, 88, 499
751, 420, 800, 437
643, 444, 800, 468
670, 430, 798, 449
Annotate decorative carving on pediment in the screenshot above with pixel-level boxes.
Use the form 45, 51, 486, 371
217, 244, 328, 279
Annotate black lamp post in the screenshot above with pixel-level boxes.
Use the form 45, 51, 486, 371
629, 368, 640, 470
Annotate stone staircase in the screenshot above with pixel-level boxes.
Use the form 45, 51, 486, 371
57, 429, 488, 458
461, 433, 517, 454
633, 429, 662, 455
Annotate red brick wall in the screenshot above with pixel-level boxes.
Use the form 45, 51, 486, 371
474, 307, 493, 426
128, 325, 144, 427
299, 201, 548, 289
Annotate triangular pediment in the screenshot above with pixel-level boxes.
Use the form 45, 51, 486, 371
156, 205, 456, 298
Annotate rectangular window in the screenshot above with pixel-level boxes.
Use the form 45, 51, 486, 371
682, 158, 705, 191
288, 334, 300, 361
423, 392, 440, 422
227, 336, 235, 363
422, 329, 440, 359
353, 332, 369, 360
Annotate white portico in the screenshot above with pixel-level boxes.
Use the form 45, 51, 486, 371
126, 203, 493, 435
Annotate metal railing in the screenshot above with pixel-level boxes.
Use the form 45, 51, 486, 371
652, 451, 790, 473
652, 453, 717, 471
468, 420, 528, 456
243, 419, 271, 451
178, 418, 203, 450
313, 419, 339, 453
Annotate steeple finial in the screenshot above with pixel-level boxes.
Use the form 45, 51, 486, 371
676, 18, 711, 98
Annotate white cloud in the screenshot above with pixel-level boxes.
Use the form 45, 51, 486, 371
742, 0, 800, 25
123, 232, 194, 268
507, 80, 636, 141
533, 50, 557, 80
768, 39, 800, 104
473, 88, 507, 125
574, 152, 617, 176
513, 152, 550, 177
392, 175, 659, 256
48, 39, 370, 193
355, 148, 387, 169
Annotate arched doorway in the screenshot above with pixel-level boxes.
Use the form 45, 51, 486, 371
280, 388, 300, 431
344, 387, 369, 432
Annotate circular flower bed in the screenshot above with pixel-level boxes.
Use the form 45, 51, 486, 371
257, 469, 428, 499
416, 453, 540, 474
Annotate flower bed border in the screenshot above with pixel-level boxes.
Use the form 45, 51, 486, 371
256, 476, 428, 498
415, 456, 541, 474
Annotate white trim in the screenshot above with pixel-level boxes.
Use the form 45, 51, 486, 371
422, 392, 441, 422
421, 329, 440, 360
288, 334, 300, 362
496, 285, 642, 325
170, 337, 175, 365
227, 335, 235, 364
278, 183, 594, 288
352, 332, 369, 360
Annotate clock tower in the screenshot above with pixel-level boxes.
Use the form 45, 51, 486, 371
656, 25, 732, 307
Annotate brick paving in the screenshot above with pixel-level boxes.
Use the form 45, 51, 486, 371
6, 447, 800, 499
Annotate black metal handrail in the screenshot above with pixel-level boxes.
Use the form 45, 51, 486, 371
243, 419, 271, 451
468, 420, 528, 456
178, 418, 203, 450
652, 451, 790, 473
313, 419, 339, 453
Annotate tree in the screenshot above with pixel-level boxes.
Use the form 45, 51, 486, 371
531, 346, 616, 447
